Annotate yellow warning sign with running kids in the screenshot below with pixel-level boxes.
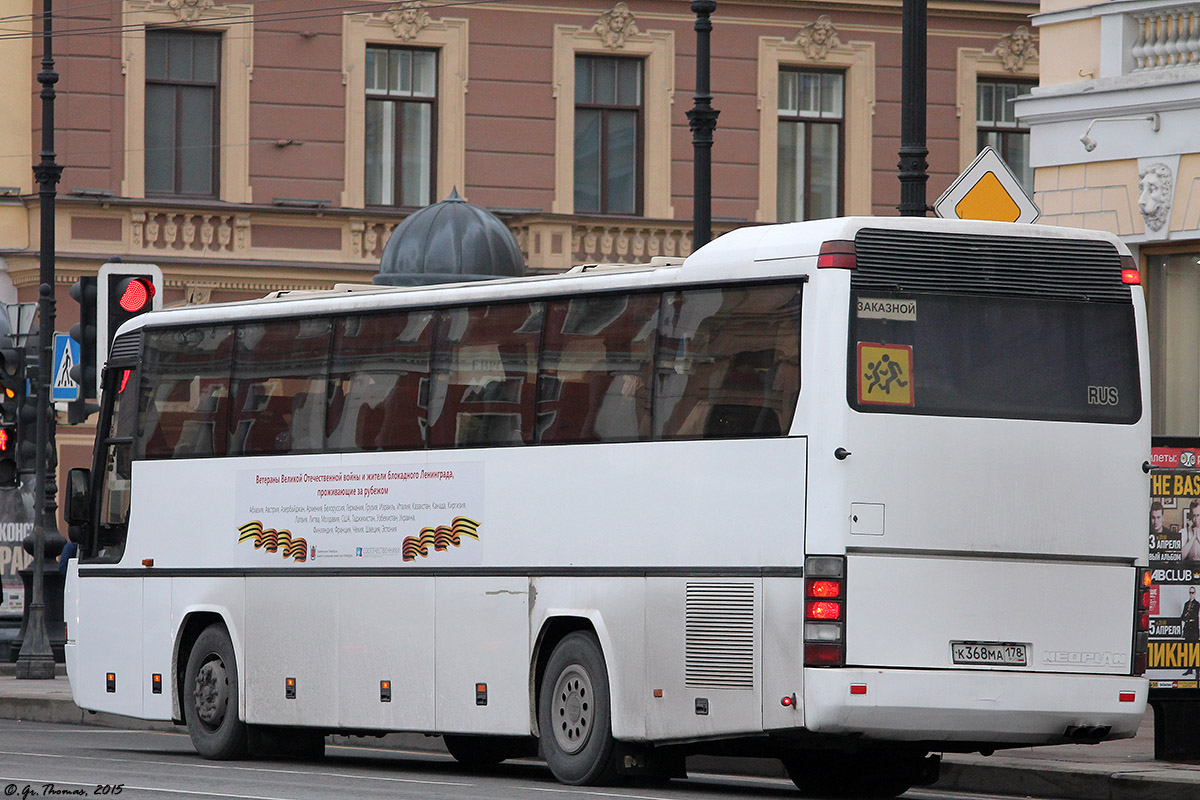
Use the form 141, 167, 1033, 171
857, 343, 914, 406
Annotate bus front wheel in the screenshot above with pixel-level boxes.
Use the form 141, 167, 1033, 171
184, 624, 249, 760
538, 631, 617, 785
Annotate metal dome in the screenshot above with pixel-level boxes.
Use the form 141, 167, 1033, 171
374, 188, 526, 286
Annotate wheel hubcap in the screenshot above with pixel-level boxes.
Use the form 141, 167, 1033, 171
193, 655, 229, 729
551, 663, 593, 754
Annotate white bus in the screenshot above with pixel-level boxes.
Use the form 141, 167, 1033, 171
65, 217, 1151, 798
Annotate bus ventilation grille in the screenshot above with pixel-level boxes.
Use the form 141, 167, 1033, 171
685, 582, 755, 690
108, 333, 143, 362
852, 228, 1129, 303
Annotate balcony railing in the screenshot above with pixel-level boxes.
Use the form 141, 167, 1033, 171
1132, 5, 1200, 70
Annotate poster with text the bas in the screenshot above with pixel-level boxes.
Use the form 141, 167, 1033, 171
1149, 444, 1200, 689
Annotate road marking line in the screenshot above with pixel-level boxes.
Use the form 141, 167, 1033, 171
0, 751, 471, 787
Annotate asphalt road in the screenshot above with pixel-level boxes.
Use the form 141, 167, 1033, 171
0, 720, 1018, 800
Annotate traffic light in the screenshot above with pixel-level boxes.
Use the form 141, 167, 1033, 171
15, 343, 37, 479
98, 263, 162, 359
0, 342, 22, 487
69, 276, 99, 424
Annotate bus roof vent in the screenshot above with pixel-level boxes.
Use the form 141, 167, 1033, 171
851, 228, 1130, 302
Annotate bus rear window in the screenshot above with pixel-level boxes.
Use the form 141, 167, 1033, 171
848, 292, 1141, 423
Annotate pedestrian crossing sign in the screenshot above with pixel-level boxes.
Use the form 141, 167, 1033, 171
53, 332, 80, 402
858, 342, 914, 406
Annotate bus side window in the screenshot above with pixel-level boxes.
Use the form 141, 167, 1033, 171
538, 293, 658, 444
655, 284, 802, 439
229, 319, 331, 456
428, 303, 544, 448
138, 325, 233, 459
326, 310, 434, 452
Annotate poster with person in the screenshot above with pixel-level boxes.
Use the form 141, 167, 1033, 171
1148, 443, 1200, 689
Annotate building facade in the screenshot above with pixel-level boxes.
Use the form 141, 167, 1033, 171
0, 0, 1037, 511
1015, 0, 1200, 437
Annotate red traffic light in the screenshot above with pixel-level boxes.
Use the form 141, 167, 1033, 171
116, 277, 155, 313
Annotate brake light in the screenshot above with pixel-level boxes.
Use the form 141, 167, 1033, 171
804, 555, 846, 667
1120, 255, 1140, 285
817, 240, 856, 269
1133, 567, 1151, 676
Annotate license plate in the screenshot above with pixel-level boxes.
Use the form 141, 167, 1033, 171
950, 641, 1028, 666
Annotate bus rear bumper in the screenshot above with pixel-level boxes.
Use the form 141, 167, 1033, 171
803, 668, 1147, 745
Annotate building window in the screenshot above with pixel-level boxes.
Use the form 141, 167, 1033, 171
976, 80, 1033, 195
145, 30, 220, 197
777, 69, 843, 222
574, 56, 642, 215
365, 46, 437, 208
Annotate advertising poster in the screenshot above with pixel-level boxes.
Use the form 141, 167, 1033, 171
1148, 442, 1200, 690
235, 462, 484, 566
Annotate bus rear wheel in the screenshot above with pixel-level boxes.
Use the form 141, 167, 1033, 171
538, 631, 617, 785
184, 624, 249, 760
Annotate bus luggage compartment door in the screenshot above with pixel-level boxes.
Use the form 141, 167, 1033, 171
844, 554, 1134, 675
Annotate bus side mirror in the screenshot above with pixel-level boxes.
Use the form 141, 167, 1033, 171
64, 467, 91, 531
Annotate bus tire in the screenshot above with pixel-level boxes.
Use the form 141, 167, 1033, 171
538, 631, 618, 786
184, 624, 249, 760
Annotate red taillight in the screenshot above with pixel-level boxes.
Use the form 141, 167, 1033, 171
806, 601, 842, 620
1120, 255, 1140, 285
1133, 568, 1151, 676
806, 579, 841, 599
817, 240, 856, 269
805, 556, 846, 667
804, 642, 844, 665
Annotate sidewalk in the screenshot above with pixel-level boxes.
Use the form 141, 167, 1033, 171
1, 670, 1198, 799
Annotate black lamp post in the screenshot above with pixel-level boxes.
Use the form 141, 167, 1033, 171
16, 0, 63, 681
897, 0, 929, 216
687, 0, 719, 248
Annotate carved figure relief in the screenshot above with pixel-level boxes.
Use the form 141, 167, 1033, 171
592, 3, 639, 49
1138, 163, 1173, 232
993, 26, 1038, 72
166, 0, 215, 21
794, 15, 840, 60
385, 1, 432, 41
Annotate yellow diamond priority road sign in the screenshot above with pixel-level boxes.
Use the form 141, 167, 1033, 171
934, 146, 1039, 224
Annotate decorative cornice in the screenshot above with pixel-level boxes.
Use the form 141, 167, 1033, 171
794, 15, 840, 61
592, 2, 639, 49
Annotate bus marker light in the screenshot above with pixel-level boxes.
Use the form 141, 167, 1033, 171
780, 694, 796, 707
285, 677, 296, 699
476, 683, 488, 706
142, 559, 154, 568
850, 684, 867, 695
653, 689, 663, 698
1119, 692, 1136, 703
152, 674, 162, 694
817, 240, 856, 269
106, 673, 116, 693
381, 680, 392, 702
806, 601, 841, 620
1121, 270, 1141, 285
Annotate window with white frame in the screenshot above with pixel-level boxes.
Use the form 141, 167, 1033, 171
365, 46, 437, 208
777, 69, 843, 222
976, 79, 1033, 195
